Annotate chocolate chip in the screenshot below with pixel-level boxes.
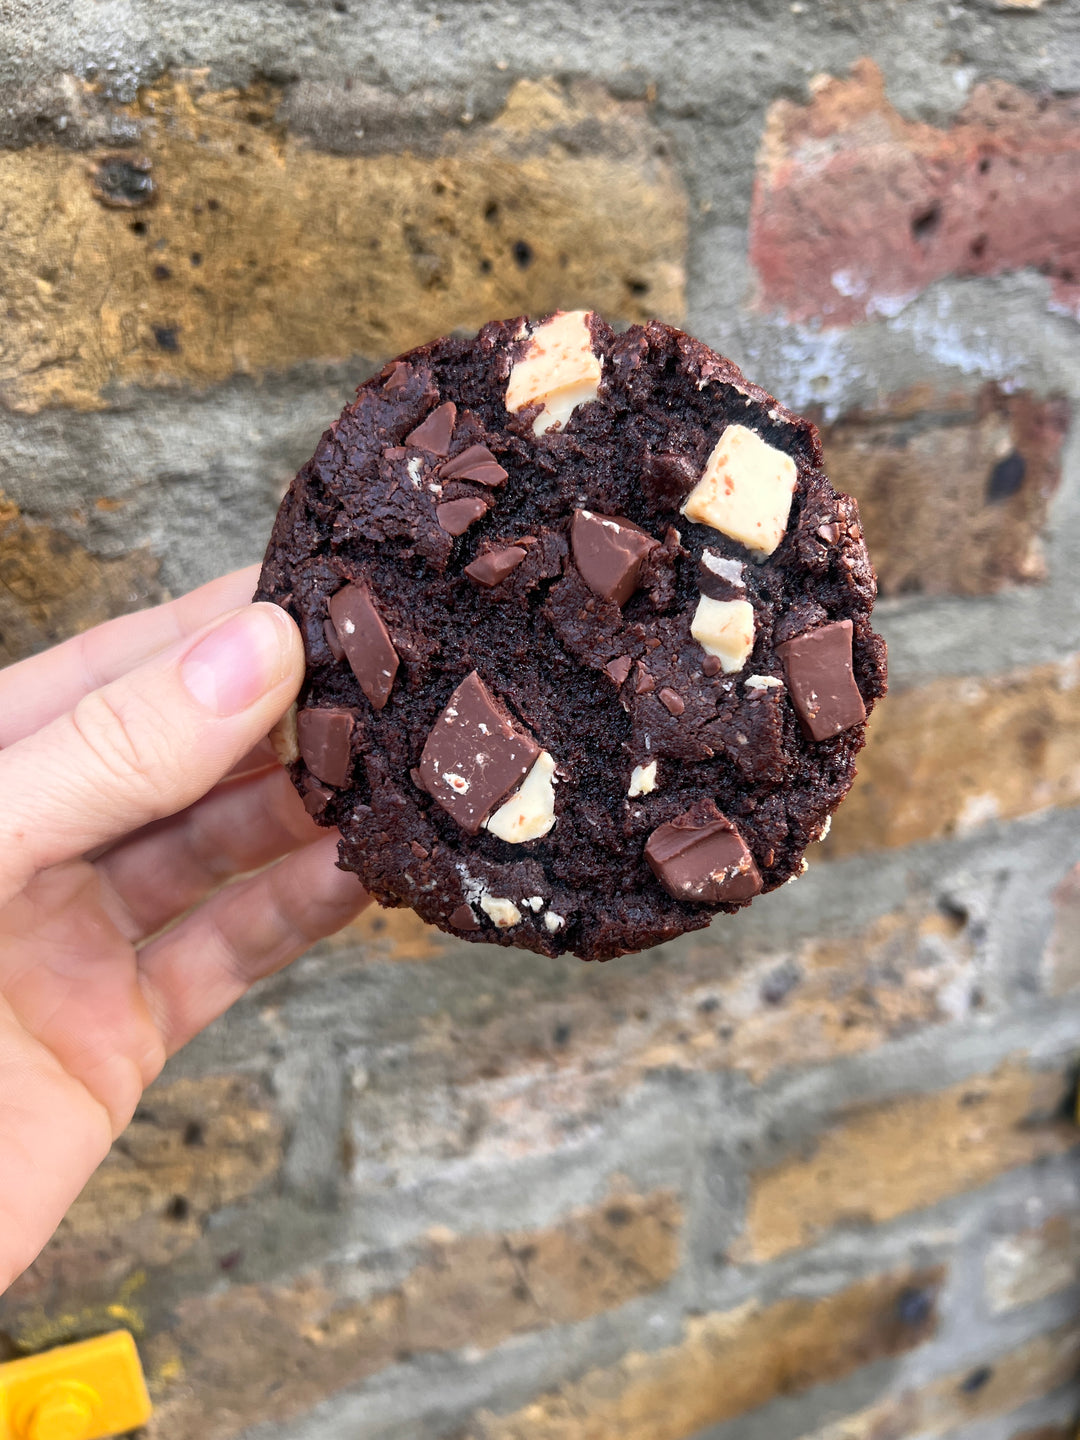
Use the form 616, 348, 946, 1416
436, 496, 489, 534
634, 664, 655, 695
409, 840, 429, 859
816, 521, 841, 544
640, 450, 698, 505
465, 546, 527, 587
383, 361, 411, 391
449, 903, 480, 930
440, 444, 508, 487
303, 783, 334, 816
406, 401, 457, 455
418, 671, 540, 834
701, 656, 723, 677
571, 510, 659, 607
659, 687, 685, 716
605, 654, 633, 686
645, 810, 762, 903
297, 707, 355, 788
777, 618, 866, 741
328, 582, 400, 710
324, 617, 345, 662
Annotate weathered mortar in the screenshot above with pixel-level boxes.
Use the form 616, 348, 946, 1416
2, 3, 1080, 1438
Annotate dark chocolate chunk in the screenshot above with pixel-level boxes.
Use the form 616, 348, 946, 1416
324, 617, 345, 662
571, 509, 659, 607
659, 687, 685, 716
328, 583, 400, 710
449, 902, 480, 930
640, 449, 698, 505
406, 401, 457, 455
297, 707, 356, 788
777, 618, 866, 741
645, 810, 762, 903
436, 496, 489, 535
303, 783, 334, 815
440, 443, 508, 486
605, 654, 633, 686
417, 670, 541, 834
465, 545, 528, 587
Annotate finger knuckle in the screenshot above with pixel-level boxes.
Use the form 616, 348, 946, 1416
71, 687, 160, 791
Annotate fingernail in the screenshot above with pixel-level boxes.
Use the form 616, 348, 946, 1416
181, 605, 296, 715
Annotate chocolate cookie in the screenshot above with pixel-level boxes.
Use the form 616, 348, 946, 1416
257, 312, 886, 961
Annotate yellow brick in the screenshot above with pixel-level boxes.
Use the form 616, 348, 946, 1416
0, 75, 686, 414
466, 1268, 942, 1440
985, 1213, 1080, 1314
741, 1061, 1074, 1264
824, 657, 1080, 858
0, 1075, 283, 1329
797, 1321, 1080, 1440
0, 495, 162, 663
144, 1190, 681, 1440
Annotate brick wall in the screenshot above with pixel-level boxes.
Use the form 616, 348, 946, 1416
2, 4, 1080, 1437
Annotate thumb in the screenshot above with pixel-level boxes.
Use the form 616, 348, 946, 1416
0, 603, 303, 904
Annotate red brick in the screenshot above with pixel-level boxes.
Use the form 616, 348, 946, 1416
751, 59, 1080, 326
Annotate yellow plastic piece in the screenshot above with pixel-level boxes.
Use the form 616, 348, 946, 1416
0, 1332, 151, 1440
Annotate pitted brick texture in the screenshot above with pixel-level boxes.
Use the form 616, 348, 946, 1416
751, 59, 1080, 327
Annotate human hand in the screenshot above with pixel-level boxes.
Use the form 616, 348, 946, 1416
0, 567, 370, 1293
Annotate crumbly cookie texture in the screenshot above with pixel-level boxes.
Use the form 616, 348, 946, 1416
256, 310, 887, 961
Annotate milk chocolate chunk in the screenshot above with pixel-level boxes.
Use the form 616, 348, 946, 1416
659, 687, 685, 716
449, 902, 480, 930
440, 444, 508, 487
645, 810, 762, 903
303, 783, 334, 816
465, 545, 528, 587
418, 670, 541, 834
571, 510, 659, 606
383, 361, 411, 391
328, 583, 400, 710
297, 707, 356, 788
777, 618, 866, 741
406, 401, 457, 455
605, 654, 633, 686
324, 617, 345, 662
436, 496, 489, 535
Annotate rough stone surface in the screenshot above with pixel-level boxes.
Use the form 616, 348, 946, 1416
465, 1268, 942, 1440
820, 385, 1069, 597
751, 59, 1080, 327
144, 1190, 680, 1440
0, 74, 684, 414
2, 3, 1080, 1437
824, 655, 1080, 857
741, 1061, 1076, 1263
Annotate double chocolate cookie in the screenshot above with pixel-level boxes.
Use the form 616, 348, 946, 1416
257, 312, 887, 961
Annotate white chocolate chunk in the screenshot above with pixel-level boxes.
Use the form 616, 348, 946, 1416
701, 550, 745, 587
628, 761, 658, 797
745, 674, 783, 690
815, 813, 832, 841
479, 893, 522, 927
524, 895, 544, 911
691, 596, 755, 673
484, 751, 557, 843
505, 310, 602, 434
269, 703, 300, 765
544, 911, 566, 932
681, 424, 797, 557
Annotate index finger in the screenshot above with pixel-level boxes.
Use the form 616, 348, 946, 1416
0, 565, 262, 747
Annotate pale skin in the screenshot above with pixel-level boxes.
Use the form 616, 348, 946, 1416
0, 566, 371, 1295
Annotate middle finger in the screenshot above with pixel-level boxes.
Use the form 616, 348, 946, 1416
94, 764, 330, 940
